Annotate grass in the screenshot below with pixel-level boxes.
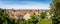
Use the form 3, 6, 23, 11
39, 18, 52, 24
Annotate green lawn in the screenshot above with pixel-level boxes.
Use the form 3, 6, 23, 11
39, 19, 52, 24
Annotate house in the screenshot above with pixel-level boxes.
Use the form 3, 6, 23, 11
46, 11, 52, 19
6, 9, 43, 20
23, 13, 31, 20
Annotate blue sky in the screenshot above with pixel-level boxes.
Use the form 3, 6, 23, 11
0, 0, 52, 10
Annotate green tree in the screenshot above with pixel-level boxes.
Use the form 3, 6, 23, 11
50, 0, 60, 24
40, 11, 46, 19
0, 8, 8, 24
0, 8, 13, 24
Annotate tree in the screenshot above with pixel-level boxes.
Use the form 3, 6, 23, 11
0, 8, 8, 24
40, 11, 46, 19
0, 8, 13, 24
50, 0, 60, 24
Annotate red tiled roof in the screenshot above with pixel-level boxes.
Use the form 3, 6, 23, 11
6, 9, 43, 19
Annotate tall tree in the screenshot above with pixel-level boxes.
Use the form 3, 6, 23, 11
50, 0, 60, 24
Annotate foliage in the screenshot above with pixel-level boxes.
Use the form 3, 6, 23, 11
19, 15, 36, 24
50, 0, 60, 24
40, 12, 47, 19
0, 8, 37, 24
0, 8, 14, 24
0, 8, 52, 24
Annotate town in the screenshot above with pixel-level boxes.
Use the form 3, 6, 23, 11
0, 0, 60, 24
6, 9, 52, 20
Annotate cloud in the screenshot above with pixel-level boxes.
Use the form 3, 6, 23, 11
0, 1, 50, 10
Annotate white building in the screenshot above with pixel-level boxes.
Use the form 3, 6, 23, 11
46, 11, 52, 19
23, 13, 31, 20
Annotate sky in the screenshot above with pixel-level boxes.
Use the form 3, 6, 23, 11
0, 0, 52, 10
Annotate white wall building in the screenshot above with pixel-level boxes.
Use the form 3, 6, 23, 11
23, 13, 31, 20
